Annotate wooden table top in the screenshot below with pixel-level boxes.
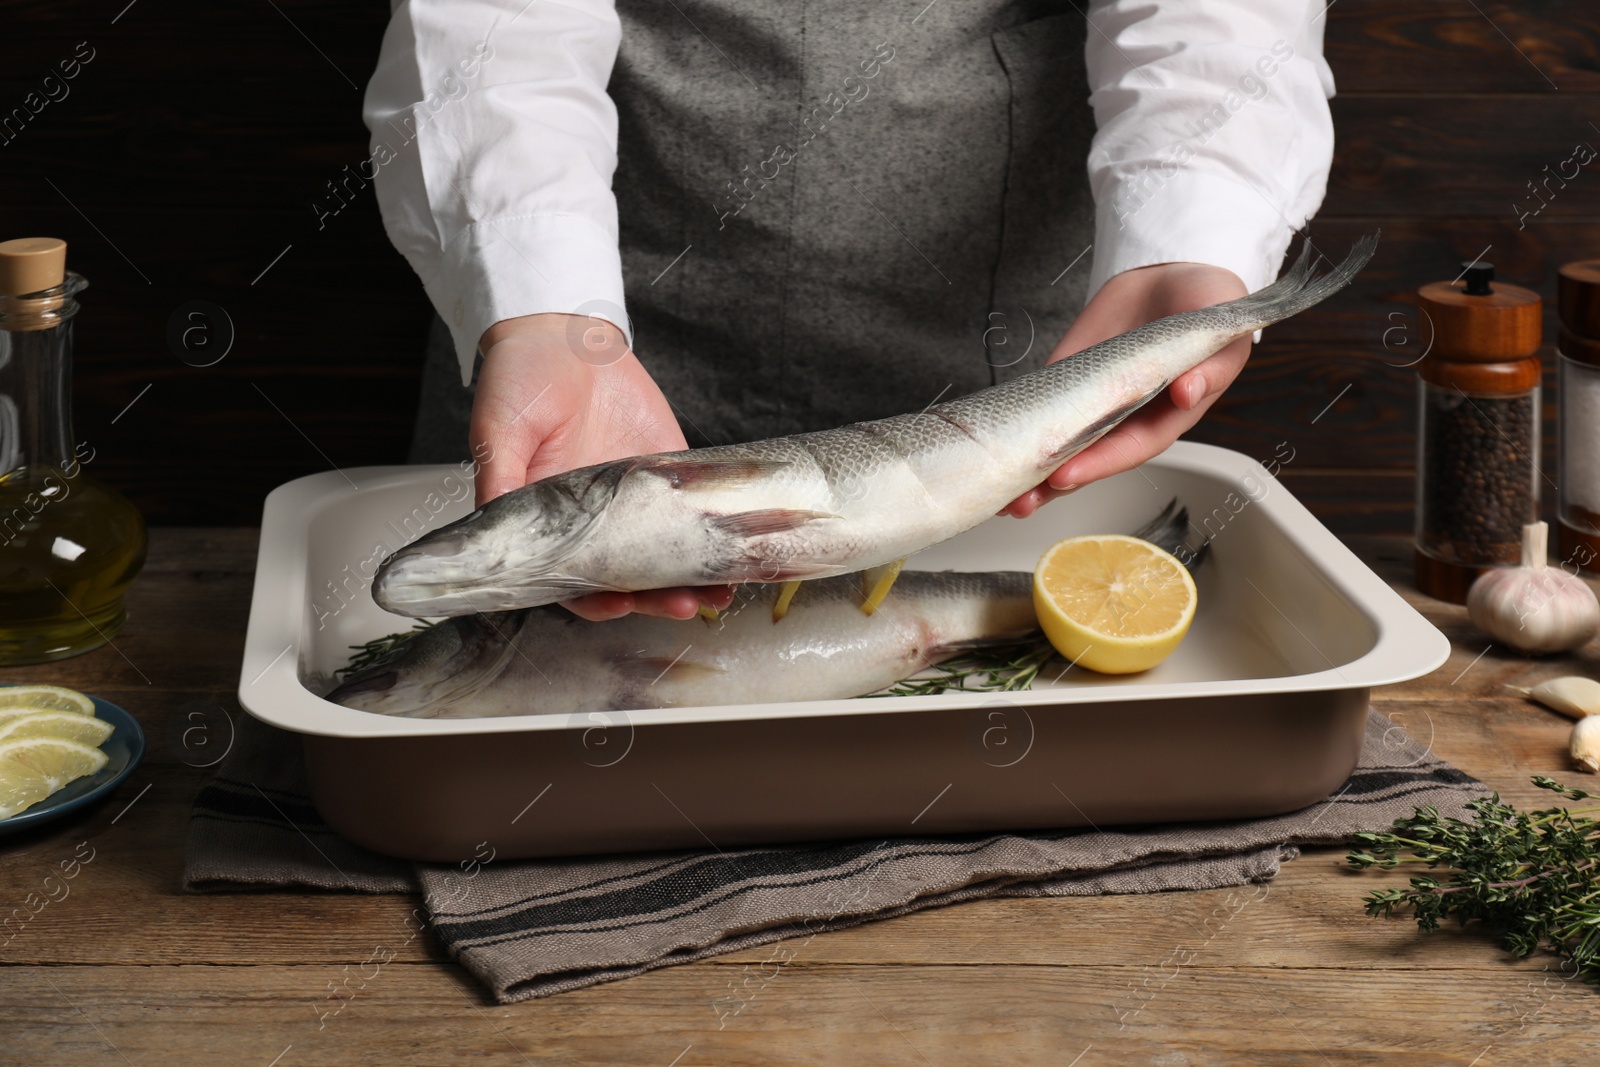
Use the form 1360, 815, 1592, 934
3, 529, 1596, 1066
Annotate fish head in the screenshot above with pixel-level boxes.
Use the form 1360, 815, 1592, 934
372, 467, 623, 616
324, 613, 528, 717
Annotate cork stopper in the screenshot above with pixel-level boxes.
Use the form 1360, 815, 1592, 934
0, 237, 67, 297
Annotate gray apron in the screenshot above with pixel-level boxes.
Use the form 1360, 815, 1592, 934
410, 1, 1095, 459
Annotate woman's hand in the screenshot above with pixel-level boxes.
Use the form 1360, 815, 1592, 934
471, 312, 735, 621
1002, 262, 1251, 518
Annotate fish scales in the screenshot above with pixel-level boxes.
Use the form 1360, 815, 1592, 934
373, 235, 1377, 616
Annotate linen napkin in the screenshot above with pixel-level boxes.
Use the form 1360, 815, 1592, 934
183, 708, 1485, 1002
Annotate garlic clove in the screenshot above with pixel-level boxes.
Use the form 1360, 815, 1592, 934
1509, 676, 1600, 720
1467, 522, 1600, 654
1573, 715, 1600, 773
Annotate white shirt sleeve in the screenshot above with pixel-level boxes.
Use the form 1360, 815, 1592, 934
1083, 0, 1336, 298
363, 0, 628, 386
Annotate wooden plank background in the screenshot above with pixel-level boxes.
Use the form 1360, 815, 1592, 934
2, 1, 1597, 530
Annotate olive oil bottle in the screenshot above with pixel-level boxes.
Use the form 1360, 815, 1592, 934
0, 237, 145, 664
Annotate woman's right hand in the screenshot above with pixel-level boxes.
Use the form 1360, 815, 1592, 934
471, 312, 735, 621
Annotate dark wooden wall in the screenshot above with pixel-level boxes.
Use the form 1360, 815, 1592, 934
1190, 2, 1600, 533
1, 2, 430, 525
3, 2, 1597, 533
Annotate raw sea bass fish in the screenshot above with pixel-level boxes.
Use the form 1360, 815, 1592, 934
329, 571, 1036, 718
374, 235, 1377, 617
329, 503, 1202, 719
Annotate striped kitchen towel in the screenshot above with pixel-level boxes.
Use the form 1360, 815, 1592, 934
183, 707, 1485, 1003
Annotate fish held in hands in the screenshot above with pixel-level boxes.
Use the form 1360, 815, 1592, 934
374, 235, 1378, 617
328, 571, 1037, 718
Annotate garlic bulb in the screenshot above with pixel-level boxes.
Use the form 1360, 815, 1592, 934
1467, 522, 1600, 654
1509, 676, 1600, 720
1573, 716, 1600, 773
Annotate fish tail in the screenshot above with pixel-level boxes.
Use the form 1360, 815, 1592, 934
1215, 230, 1379, 336
1130, 498, 1209, 573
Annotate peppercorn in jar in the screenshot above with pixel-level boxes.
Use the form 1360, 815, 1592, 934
1414, 262, 1543, 603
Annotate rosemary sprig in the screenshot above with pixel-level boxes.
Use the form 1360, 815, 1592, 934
1349, 776, 1600, 982
336, 621, 436, 678
868, 637, 1064, 697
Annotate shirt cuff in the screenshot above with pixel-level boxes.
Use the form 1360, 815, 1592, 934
1088, 170, 1297, 298
422, 212, 630, 386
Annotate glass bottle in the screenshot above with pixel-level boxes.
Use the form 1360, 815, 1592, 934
1558, 260, 1600, 575
0, 237, 146, 664
1413, 262, 1542, 603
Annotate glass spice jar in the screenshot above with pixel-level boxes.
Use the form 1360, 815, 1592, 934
1414, 262, 1543, 603
1558, 260, 1600, 575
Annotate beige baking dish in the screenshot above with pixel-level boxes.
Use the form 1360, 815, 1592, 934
237, 443, 1448, 861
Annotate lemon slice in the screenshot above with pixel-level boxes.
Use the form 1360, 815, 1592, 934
0, 684, 95, 716
0, 737, 109, 820
1033, 533, 1197, 675
0, 710, 113, 747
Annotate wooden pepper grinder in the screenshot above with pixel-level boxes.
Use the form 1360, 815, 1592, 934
1413, 262, 1543, 603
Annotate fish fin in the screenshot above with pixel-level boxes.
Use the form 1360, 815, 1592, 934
643, 456, 792, 490
1129, 499, 1209, 573
741, 559, 840, 583
1129, 498, 1181, 545
613, 655, 727, 684
1046, 383, 1165, 465
1212, 231, 1378, 334
324, 670, 399, 708
771, 579, 803, 622
859, 559, 906, 615
711, 508, 838, 538
929, 631, 1043, 657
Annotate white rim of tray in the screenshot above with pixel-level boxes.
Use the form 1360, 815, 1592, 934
237, 442, 1451, 738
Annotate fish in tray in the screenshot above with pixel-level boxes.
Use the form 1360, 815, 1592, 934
330, 570, 1035, 718
328, 504, 1205, 719
373, 235, 1377, 617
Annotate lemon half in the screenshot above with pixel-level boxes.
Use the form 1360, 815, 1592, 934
1033, 533, 1197, 675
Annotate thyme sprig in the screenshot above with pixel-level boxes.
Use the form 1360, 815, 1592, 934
870, 637, 1064, 697
1349, 776, 1600, 982
336, 622, 436, 678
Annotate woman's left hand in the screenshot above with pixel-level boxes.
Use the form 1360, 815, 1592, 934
1002, 261, 1251, 518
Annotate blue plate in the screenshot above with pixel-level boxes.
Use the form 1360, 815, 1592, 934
0, 694, 146, 837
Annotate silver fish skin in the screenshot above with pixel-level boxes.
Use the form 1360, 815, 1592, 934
328, 571, 1036, 719
374, 234, 1377, 617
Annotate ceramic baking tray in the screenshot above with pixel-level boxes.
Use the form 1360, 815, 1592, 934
238, 442, 1449, 862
